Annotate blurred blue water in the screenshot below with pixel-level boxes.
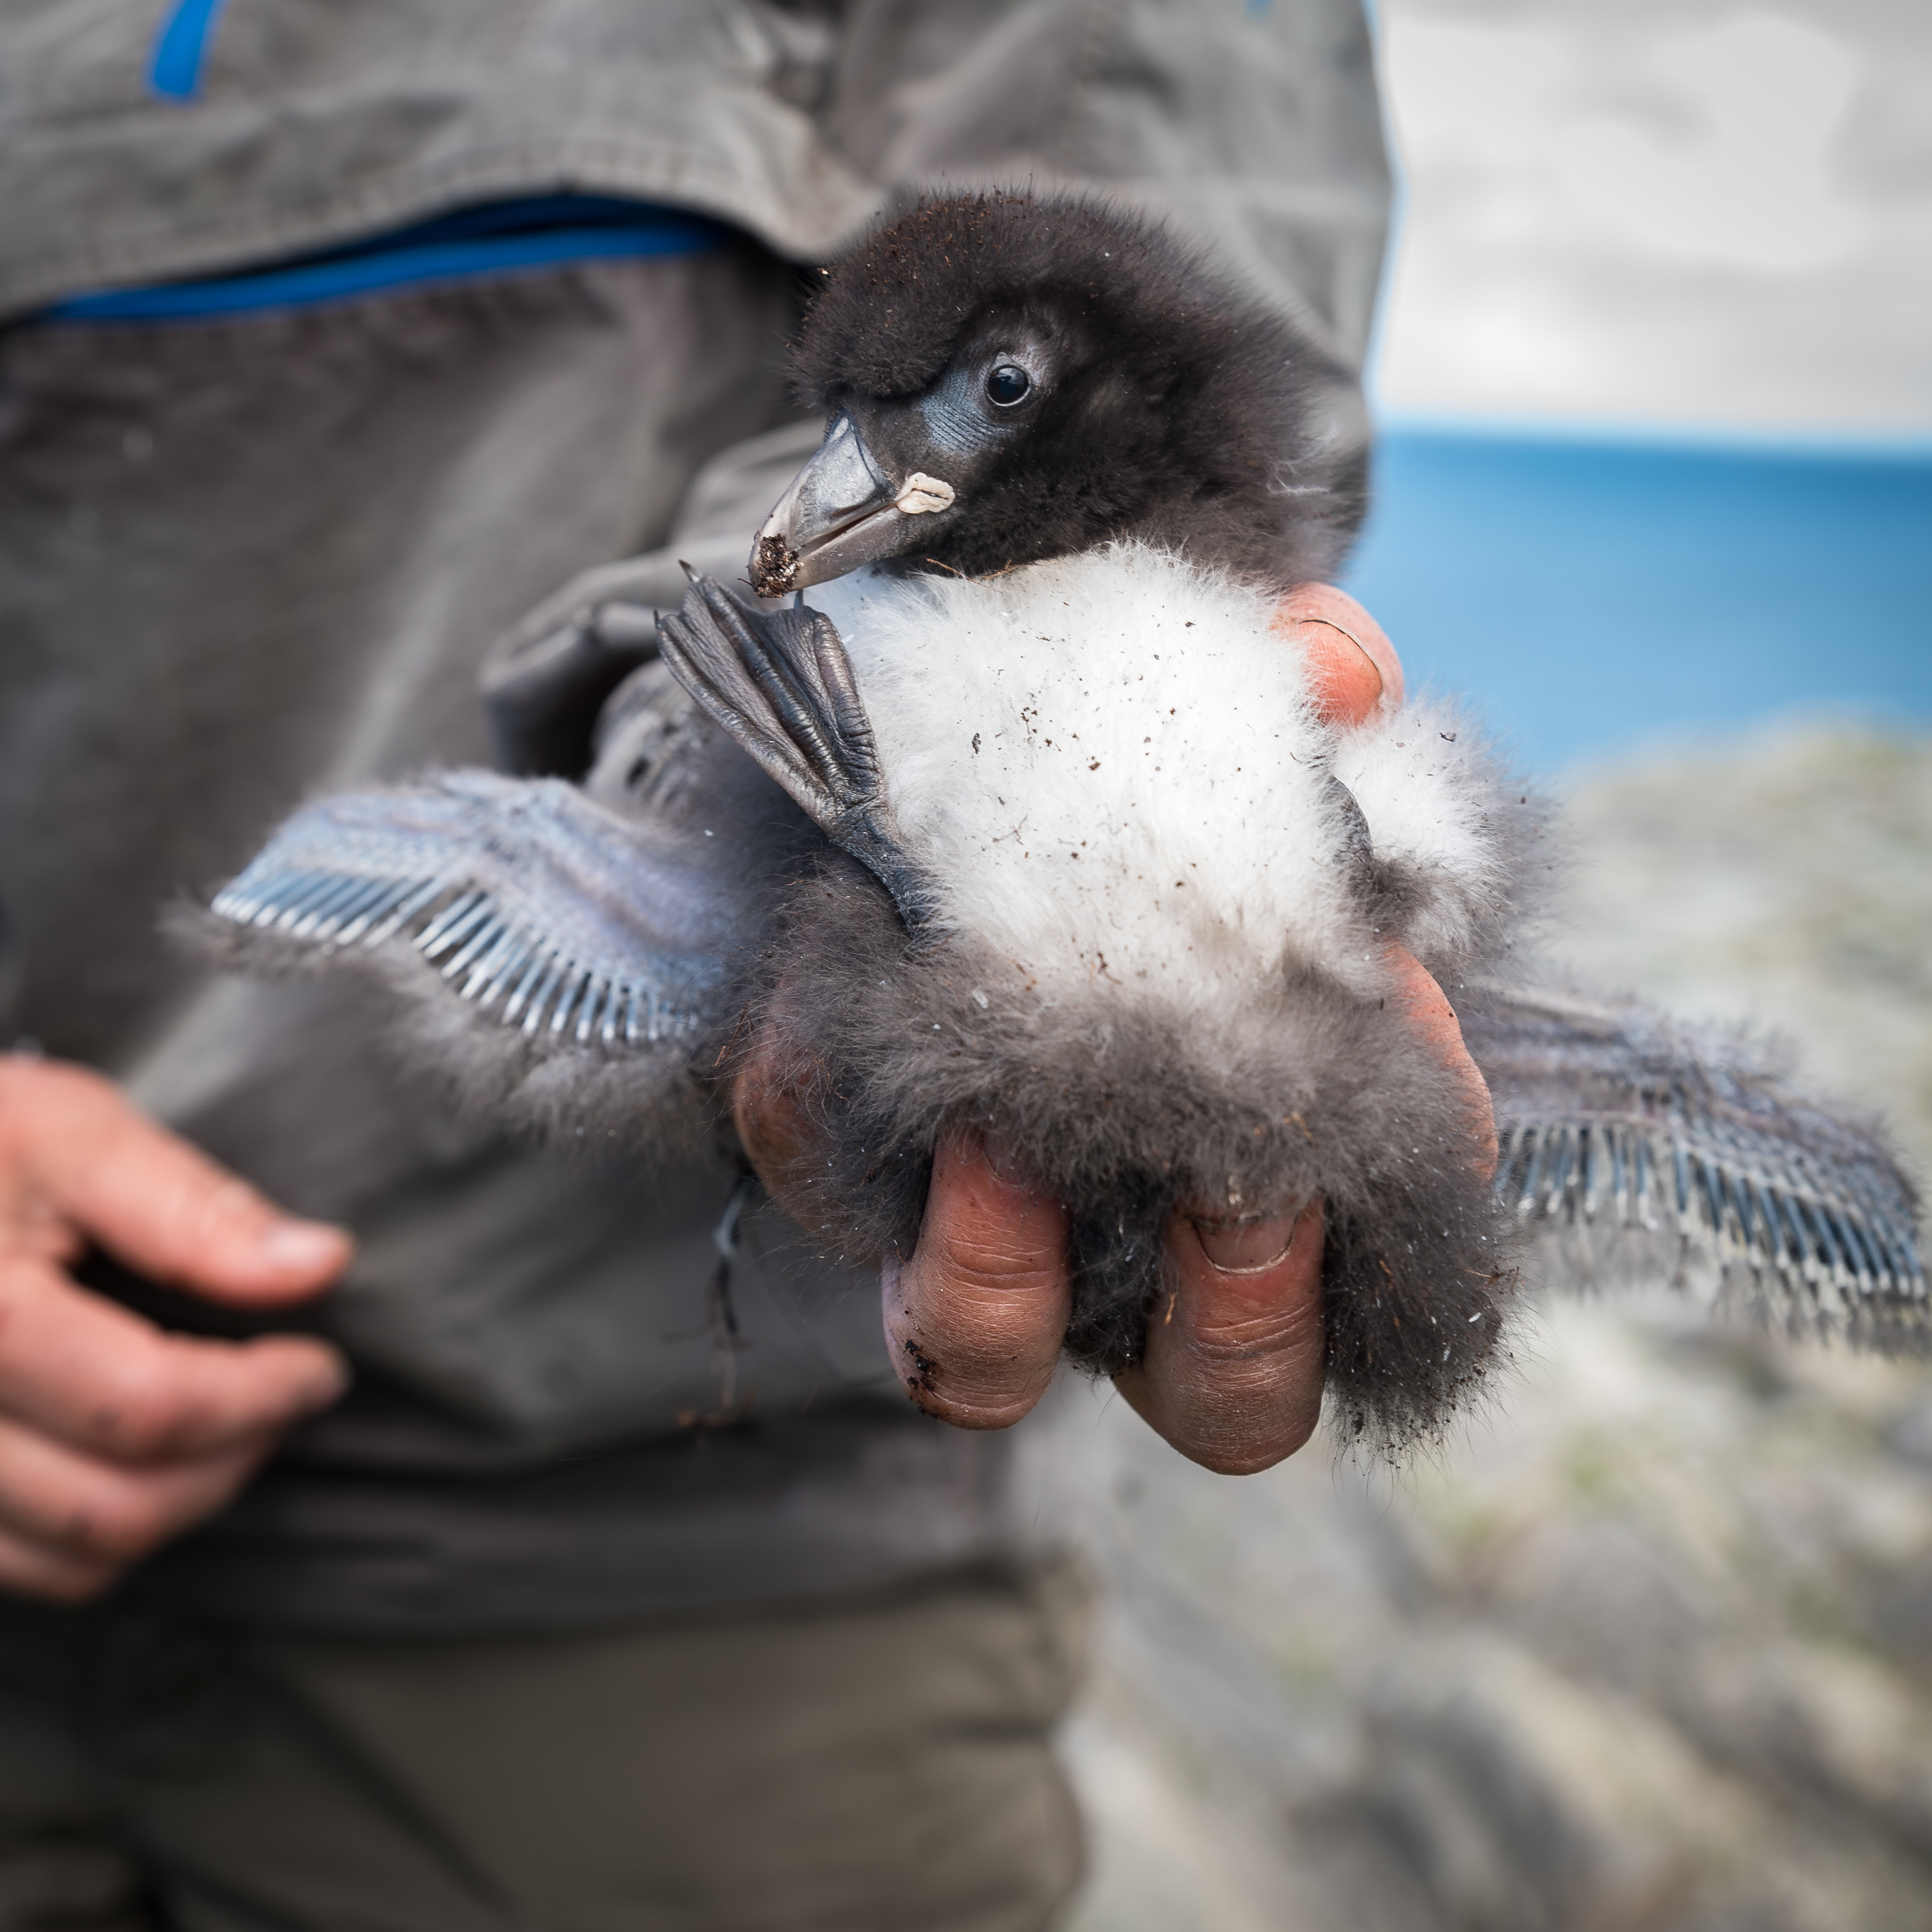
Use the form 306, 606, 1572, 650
1342, 426, 1932, 770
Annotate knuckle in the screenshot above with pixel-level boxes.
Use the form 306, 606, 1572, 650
163, 1172, 265, 1258
59, 1494, 165, 1563
0, 1061, 48, 1162
0, 1056, 101, 1144
1178, 1303, 1326, 1388
47, 1567, 121, 1603
944, 1252, 1063, 1297
0, 1546, 119, 1603
1185, 1293, 1322, 1358
89, 1356, 204, 1458
931, 1215, 1069, 1292
0, 1456, 168, 1567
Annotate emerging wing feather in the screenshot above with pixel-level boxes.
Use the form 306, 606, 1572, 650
1462, 984, 1927, 1347
208, 769, 751, 1053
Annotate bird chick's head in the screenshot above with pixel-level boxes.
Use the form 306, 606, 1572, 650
749, 192, 1369, 598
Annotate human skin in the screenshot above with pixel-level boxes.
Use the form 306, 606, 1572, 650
735, 586, 1497, 1474
0, 1056, 350, 1601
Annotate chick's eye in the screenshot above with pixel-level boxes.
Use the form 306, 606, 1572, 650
985, 363, 1033, 408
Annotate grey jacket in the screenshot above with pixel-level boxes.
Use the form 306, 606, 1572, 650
0, 0, 1388, 1630
1, 0, 1388, 362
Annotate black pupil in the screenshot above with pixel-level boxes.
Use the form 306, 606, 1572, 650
986, 364, 1032, 407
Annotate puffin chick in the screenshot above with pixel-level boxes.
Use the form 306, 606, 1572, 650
200, 194, 1927, 1456
644, 191, 1529, 1440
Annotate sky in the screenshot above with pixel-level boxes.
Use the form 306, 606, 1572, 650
1371, 0, 1932, 435
1342, 1, 1931, 768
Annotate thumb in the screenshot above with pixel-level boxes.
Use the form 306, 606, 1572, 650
1383, 947, 1498, 1178
1272, 584, 1405, 727
0, 1058, 352, 1305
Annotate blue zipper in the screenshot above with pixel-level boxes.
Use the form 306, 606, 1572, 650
150, 0, 229, 99
46, 199, 725, 321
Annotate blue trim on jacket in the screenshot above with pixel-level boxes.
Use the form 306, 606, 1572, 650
151, 0, 229, 99
46, 197, 726, 321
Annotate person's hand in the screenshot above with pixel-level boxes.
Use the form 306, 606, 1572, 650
0, 1055, 351, 1601
734, 587, 1494, 1474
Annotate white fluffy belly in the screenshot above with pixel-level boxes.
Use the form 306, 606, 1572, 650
809, 543, 1368, 1003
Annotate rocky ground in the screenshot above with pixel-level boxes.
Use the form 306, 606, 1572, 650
1060, 724, 1932, 1932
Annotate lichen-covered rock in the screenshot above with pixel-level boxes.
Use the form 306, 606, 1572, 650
1346, 1637, 1746, 1932
1064, 726, 1932, 1932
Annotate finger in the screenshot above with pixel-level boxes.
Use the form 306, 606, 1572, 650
0, 1409, 272, 1568
0, 1056, 352, 1302
0, 1518, 120, 1603
1115, 1198, 1327, 1474
1384, 945, 1498, 1177
0, 1254, 348, 1461
883, 1134, 1071, 1429
729, 1019, 844, 1242
1272, 584, 1405, 727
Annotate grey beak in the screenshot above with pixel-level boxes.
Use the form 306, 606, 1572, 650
748, 412, 955, 598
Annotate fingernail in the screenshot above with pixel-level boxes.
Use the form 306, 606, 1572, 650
939, 1129, 1027, 1192
1339, 629, 1384, 699
1192, 1211, 1300, 1274
1293, 613, 1383, 695
978, 1136, 1032, 1189
259, 1221, 348, 1272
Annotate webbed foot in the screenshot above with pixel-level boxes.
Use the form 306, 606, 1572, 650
658, 573, 937, 928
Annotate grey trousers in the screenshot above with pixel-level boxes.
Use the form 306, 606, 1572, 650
0, 1561, 1091, 1932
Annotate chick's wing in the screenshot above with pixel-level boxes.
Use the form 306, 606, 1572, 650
1463, 983, 1927, 1347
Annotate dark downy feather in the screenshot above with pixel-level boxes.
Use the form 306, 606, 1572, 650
792, 191, 1369, 591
